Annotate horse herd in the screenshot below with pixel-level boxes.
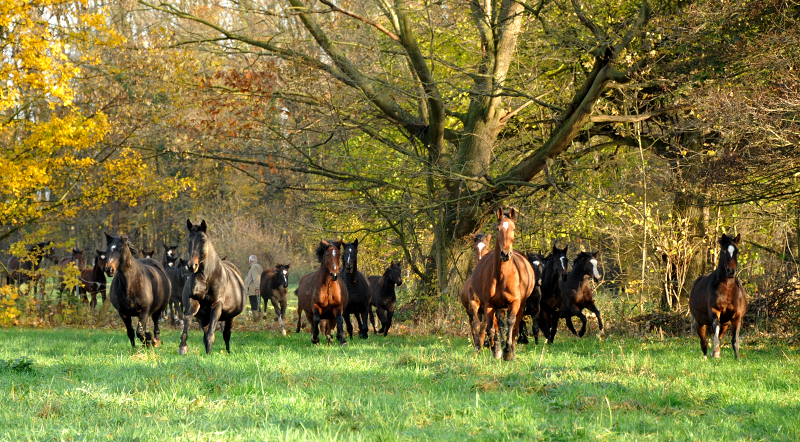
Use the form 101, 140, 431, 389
4, 211, 748, 361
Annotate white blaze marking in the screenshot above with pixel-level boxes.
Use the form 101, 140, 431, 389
728, 245, 735, 256
282, 270, 287, 275
167, 250, 173, 257
168, 262, 174, 267
110, 245, 116, 251
502, 222, 508, 230
533, 261, 540, 266
560, 256, 566, 269
100, 255, 105, 259
477, 243, 485, 252
590, 258, 600, 279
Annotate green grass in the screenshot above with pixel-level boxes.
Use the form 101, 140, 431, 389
0, 327, 798, 441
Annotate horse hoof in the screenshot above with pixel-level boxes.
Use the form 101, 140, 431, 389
598, 329, 605, 337
518, 335, 528, 345
281, 329, 287, 337
152, 338, 161, 348
493, 350, 502, 360
503, 351, 516, 362
339, 340, 348, 346
474, 346, 482, 353
178, 345, 188, 355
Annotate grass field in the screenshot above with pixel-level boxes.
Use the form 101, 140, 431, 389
1, 326, 798, 441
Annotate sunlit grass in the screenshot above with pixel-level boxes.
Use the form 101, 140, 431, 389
0, 327, 798, 441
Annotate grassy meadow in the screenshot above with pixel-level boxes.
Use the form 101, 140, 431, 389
0, 326, 798, 441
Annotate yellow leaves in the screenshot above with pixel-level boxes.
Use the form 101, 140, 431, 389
0, 286, 22, 326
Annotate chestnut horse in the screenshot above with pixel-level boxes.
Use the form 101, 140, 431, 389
540, 245, 569, 344
689, 233, 748, 359
105, 233, 171, 348
79, 249, 107, 311
472, 208, 536, 361
368, 259, 403, 336
295, 240, 349, 345
179, 220, 247, 354
459, 233, 491, 348
260, 263, 291, 335
558, 251, 603, 339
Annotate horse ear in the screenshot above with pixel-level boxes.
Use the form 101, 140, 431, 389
733, 233, 741, 244
286, 264, 291, 269
199, 220, 207, 232
469, 233, 476, 240
186, 219, 193, 230
120, 235, 128, 244
353, 238, 359, 247
486, 234, 492, 243
563, 245, 569, 254
338, 239, 344, 248
104, 232, 113, 244
509, 207, 517, 221
496, 207, 504, 220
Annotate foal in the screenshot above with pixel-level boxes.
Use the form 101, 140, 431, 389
472, 208, 536, 361
689, 233, 747, 359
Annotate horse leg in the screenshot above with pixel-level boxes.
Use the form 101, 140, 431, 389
120, 313, 136, 348
587, 302, 604, 337
470, 308, 482, 351
223, 319, 234, 353
150, 310, 162, 348
488, 307, 502, 360
279, 299, 287, 336
311, 307, 321, 344
178, 300, 201, 355
138, 306, 153, 346
711, 311, 722, 358
548, 310, 560, 343
376, 306, 389, 335
336, 309, 348, 346
696, 322, 708, 357
518, 316, 529, 345
731, 317, 742, 360
385, 310, 394, 336
204, 304, 223, 354
530, 311, 540, 345
369, 307, 378, 334
503, 307, 519, 361
343, 313, 354, 339
296, 307, 303, 333
90, 290, 97, 312
564, 310, 579, 336
359, 307, 369, 339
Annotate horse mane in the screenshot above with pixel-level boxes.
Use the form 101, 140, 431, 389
314, 240, 340, 263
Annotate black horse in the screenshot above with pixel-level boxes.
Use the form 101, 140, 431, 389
162, 242, 180, 269
105, 233, 171, 347
558, 251, 603, 339
518, 252, 545, 345
368, 260, 403, 336
260, 263, 291, 336
179, 220, 246, 355
79, 249, 108, 311
540, 245, 569, 343
340, 239, 372, 339
165, 257, 190, 326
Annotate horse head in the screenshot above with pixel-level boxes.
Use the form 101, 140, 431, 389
95, 249, 108, 270
315, 240, 342, 281
719, 233, 741, 278
470, 233, 492, 262
495, 208, 517, 262
342, 239, 359, 274
70, 249, 84, 268
388, 259, 403, 287
140, 249, 155, 259
276, 264, 291, 288
548, 245, 570, 282
186, 219, 210, 274
573, 251, 601, 282
526, 252, 546, 285
104, 233, 131, 277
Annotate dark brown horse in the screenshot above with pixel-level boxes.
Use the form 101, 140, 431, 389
340, 239, 372, 339
558, 251, 603, 339
179, 220, 247, 354
472, 208, 536, 361
518, 252, 545, 345
540, 245, 569, 344
165, 257, 190, 326
689, 233, 747, 359
368, 259, 403, 336
259, 263, 291, 335
6, 242, 57, 291
295, 240, 349, 345
162, 243, 180, 268
459, 233, 491, 348
105, 233, 171, 347
79, 250, 108, 311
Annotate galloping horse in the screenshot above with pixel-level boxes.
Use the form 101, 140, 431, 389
459, 233, 491, 348
179, 220, 247, 354
518, 252, 545, 345
259, 263, 291, 335
105, 233, 171, 347
472, 208, 536, 361
689, 233, 747, 359
540, 245, 569, 343
558, 251, 603, 339
80, 250, 108, 311
295, 240, 349, 345
340, 239, 372, 339
6, 241, 57, 288
368, 259, 403, 336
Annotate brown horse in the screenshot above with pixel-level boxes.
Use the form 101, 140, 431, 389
459, 233, 491, 348
6, 242, 57, 292
689, 233, 748, 359
295, 240, 349, 345
472, 208, 536, 361
558, 251, 603, 339
79, 250, 108, 311
260, 263, 291, 335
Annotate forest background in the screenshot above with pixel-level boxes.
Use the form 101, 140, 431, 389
1, 0, 799, 335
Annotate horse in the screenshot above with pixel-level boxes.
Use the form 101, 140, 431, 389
259, 263, 291, 335
179, 220, 247, 354
539, 245, 569, 344
140, 249, 155, 259
104, 233, 171, 348
471, 208, 536, 361
689, 233, 748, 359
162, 243, 180, 268
368, 259, 403, 336
459, 233, 491, 348
518, 252, 545, 345
295, 240, 349, 345
57, 249, 85, 298
340, 239, 371, 339
558, 251, 603, 339
165, 257, 190, 326
79, 250, 107, 311
6, 242, 58, 292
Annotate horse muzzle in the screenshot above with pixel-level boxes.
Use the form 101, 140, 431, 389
726, 269, 736, 278
104, 266, 116, 277
282, 282, 289, 288
330, 273, 338, 281
500, 251, 511, 262
396, 279, 403, 287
